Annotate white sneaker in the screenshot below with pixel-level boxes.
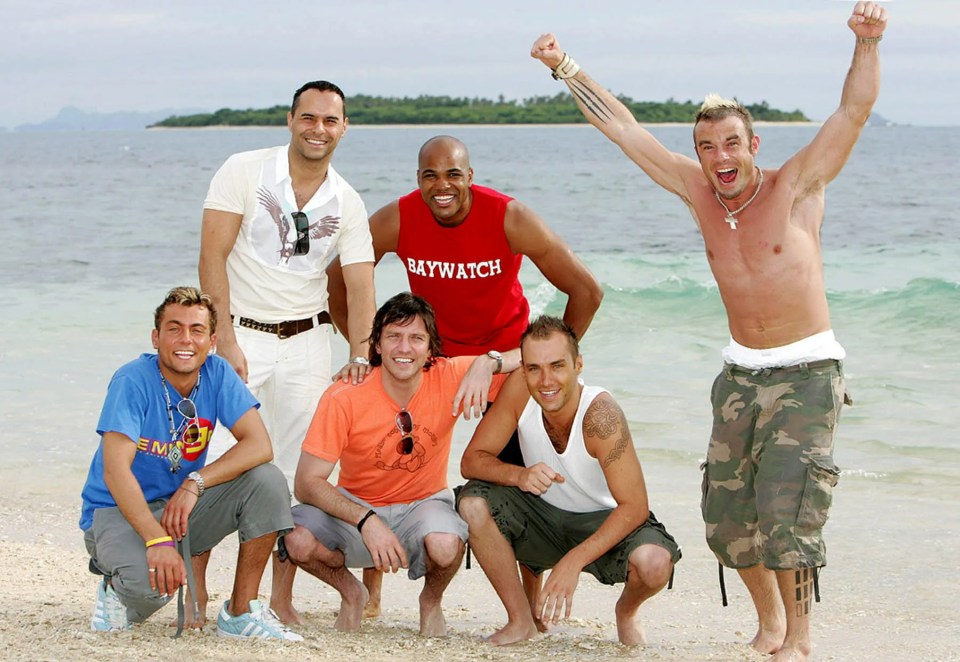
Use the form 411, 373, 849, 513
91, 580, 130, 632
216, 599, 303, 642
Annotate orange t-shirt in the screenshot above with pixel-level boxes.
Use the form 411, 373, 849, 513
301, 356, 505, 506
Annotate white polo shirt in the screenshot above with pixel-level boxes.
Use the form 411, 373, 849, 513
204, 145, 373, 322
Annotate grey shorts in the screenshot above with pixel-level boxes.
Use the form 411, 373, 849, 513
83, 463, 292, 623
291, 488, 467, 581
457, 480, 681, 585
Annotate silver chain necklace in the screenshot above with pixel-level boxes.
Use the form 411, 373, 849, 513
715, 167, 763, 230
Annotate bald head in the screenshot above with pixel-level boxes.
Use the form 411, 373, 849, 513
416, 135, 474, 226
418, 135, 471, 170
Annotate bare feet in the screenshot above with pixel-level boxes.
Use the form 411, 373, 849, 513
614, 609, 646, 646
750, 622, 787, 655
770, 645, 810, 662
362, 567, 383, 619
169, 587, 207, 629
487, 619, 539, 646
363, 597, 381, 619
333, 580, 368, 632
533, 615, 550, 634
418, 596, 447, 637
269, 599, 306, 626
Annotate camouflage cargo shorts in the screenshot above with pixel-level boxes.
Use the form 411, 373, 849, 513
701, 359, 848, 570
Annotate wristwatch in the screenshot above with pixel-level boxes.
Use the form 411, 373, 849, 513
350, 356, 370, 366
187, 471, 205, 497
486, 350, 503, 374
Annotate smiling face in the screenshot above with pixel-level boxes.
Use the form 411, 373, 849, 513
287, 88, 348, 165
376, 316, 432, 385
694, 115, 761, 200
416, 137, 474, 227
151, 303, 214, 381
521, 330, 583, 417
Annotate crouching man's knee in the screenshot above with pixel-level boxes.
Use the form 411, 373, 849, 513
627, 544, 674, 591
424, 532, 464, 569
457, 495, 491, 527
280, 525, 318, 565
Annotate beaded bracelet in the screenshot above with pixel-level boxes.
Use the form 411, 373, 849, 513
858, 35, 883, 44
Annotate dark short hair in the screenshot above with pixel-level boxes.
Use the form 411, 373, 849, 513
153, 286, 217, 334
368, 292, 444, 370
520, 315, 580, 362
291, 80, 347, 116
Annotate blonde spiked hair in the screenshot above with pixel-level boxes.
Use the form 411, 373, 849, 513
695, 93, 755, 140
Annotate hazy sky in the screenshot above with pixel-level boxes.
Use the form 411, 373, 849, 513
2, 1, 954, 129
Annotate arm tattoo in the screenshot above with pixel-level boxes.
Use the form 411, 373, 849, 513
583, 398, 621, 438
584, 398, 630, 467
568, 79, 614, 124
602, 428, 630, 468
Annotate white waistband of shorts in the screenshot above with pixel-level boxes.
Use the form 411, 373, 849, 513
721, 330, 846, 370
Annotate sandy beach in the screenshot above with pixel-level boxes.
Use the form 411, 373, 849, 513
2, 458, 956, 662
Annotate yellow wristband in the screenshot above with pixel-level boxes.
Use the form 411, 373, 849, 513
145, 535, 174, 548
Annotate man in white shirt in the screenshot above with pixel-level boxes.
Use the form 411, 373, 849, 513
199, 80, 375, 623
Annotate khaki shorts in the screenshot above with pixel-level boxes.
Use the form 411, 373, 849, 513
701, 359, 847, 570
458, 480, 681, 585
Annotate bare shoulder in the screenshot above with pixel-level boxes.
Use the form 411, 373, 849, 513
583, 391, 626, 440
504, 198, 556, 253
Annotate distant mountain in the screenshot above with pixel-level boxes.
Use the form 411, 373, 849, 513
868, 112, 895, 127
14, 106, 209, 132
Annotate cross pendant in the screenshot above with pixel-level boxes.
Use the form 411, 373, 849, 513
724, 214, 738, 230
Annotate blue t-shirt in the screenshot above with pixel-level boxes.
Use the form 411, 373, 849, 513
79, 353, 258, 531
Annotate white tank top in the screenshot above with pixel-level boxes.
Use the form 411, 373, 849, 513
517, 384, 616, 512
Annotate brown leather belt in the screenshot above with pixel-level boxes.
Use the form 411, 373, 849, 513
232, 311, 332, 339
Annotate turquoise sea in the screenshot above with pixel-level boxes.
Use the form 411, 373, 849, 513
1, 124, 957, 496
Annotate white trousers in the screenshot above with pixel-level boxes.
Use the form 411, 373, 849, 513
208, 320, 332, 487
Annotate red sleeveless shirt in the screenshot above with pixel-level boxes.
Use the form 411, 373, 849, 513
396, 185, 529, 357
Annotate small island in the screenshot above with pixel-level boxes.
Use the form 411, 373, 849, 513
150, 93, 808, 127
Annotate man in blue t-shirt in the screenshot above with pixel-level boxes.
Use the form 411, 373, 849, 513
79, 286, 300, 641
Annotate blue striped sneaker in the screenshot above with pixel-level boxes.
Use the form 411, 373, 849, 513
91, 579, 130, 632
216, 599, 303, 642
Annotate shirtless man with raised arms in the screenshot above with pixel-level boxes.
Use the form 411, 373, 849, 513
531, 3, 887, 660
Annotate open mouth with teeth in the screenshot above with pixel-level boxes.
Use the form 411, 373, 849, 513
716, 168, 738, 185
433, 194, 455, 207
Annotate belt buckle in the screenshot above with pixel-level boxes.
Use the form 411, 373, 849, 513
277, 321, 292, 340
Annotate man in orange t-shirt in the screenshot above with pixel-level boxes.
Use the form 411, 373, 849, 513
282, 292, 513, 636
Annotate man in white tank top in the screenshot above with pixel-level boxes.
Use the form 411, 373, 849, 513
458, 316, 680, 646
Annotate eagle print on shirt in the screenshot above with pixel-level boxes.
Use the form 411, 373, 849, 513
256, 187, 342, 264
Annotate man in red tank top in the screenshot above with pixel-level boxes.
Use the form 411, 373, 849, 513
329, 135, 601, 421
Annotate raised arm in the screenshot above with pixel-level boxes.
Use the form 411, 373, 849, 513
199, 209, 246, 381
536, 393, 650, 624
531, 33, 700, 201
781, 2, 887, 193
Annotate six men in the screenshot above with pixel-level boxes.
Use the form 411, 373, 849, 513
80, 4, 887, 658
